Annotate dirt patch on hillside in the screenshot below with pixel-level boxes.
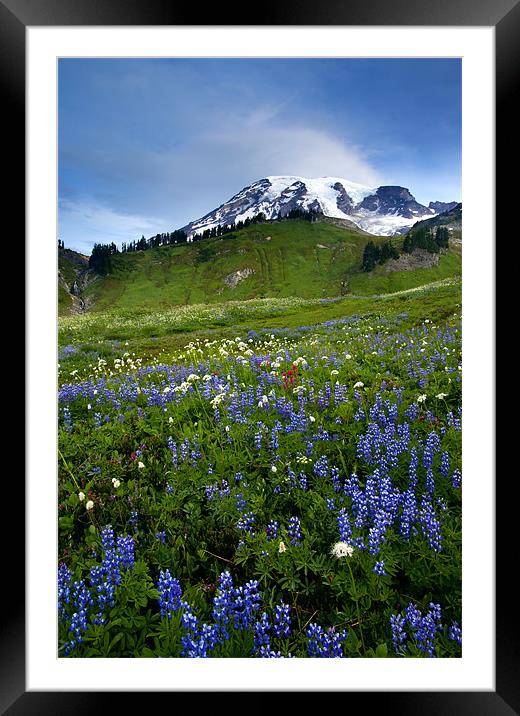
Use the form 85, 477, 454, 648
224, 268, 255, 288
384, 248, 441, 273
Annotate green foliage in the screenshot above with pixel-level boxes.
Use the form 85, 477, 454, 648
72, 220, 460, 315
89, 242, 119, 275
58, 284, 462, 658
362, 240, 380, 271
435, 226, 450, 249
403, 227, 444, 255
363, 239, 400, 271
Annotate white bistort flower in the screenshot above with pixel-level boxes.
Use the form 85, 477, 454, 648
331, 542, 354, 558
85, 500, 94, 511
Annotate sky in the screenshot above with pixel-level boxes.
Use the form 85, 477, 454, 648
58, 58, 461, 255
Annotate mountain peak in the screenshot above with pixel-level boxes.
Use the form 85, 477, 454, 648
182, 176, 452, 237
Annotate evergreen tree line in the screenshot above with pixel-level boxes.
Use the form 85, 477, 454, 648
362, 226, 450, 272
189, 211, 268, 242
87, 207, 324, 270
88, 242, 119, 275
361, 240, 400, 272
121, 229, 189, 253
402, 225, 449, 254
189, 207, 322, 242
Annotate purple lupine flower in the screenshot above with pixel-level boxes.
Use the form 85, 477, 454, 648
273, 602, 291, 638
449, 621, 462, 647
157, 569, 184, 618
288, 516, 302, 546
306, 623, 348, 658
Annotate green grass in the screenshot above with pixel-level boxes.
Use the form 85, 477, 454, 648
348, 252, 462, 295
58, 279, 461, 381
58, 281, 73, 313
82, 221, 451, 314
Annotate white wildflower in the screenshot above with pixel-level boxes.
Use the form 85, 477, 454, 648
137, 461, 145, 469
331, 541, 354, 558
278, 541, 287, 554
78, 492, 85, 502
353, 381, 364, 389
417, 394, 427, 403
85, 500, 94, 511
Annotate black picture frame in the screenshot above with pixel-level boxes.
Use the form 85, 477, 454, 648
8, 0, 507, 711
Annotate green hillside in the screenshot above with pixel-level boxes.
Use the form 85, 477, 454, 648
349, 252, 461, 295
410, 203, 462, 233
80, 219, 461, 314
408, 204, 462, 255
58, 247, 89, 314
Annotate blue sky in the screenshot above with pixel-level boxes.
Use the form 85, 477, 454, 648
59, 58, 461, 254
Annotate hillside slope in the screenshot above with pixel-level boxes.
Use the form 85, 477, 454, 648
408, 203, 462, 236
79, 219, 461, 314
58, 248, 90, 315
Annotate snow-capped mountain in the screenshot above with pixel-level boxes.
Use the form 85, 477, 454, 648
182, 176, 451, 237
428, 200, 459, 214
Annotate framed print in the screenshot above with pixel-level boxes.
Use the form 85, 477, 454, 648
6, 0, 510, 710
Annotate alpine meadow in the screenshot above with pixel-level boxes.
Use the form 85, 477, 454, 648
57, 58, 463, 660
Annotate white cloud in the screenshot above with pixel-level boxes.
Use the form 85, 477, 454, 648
59, 198, 166, 253
143, 112, 384, 228
205, 114, 382, 186
59, 107, 385, 250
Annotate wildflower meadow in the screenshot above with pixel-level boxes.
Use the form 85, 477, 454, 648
58, 289, 462, 658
